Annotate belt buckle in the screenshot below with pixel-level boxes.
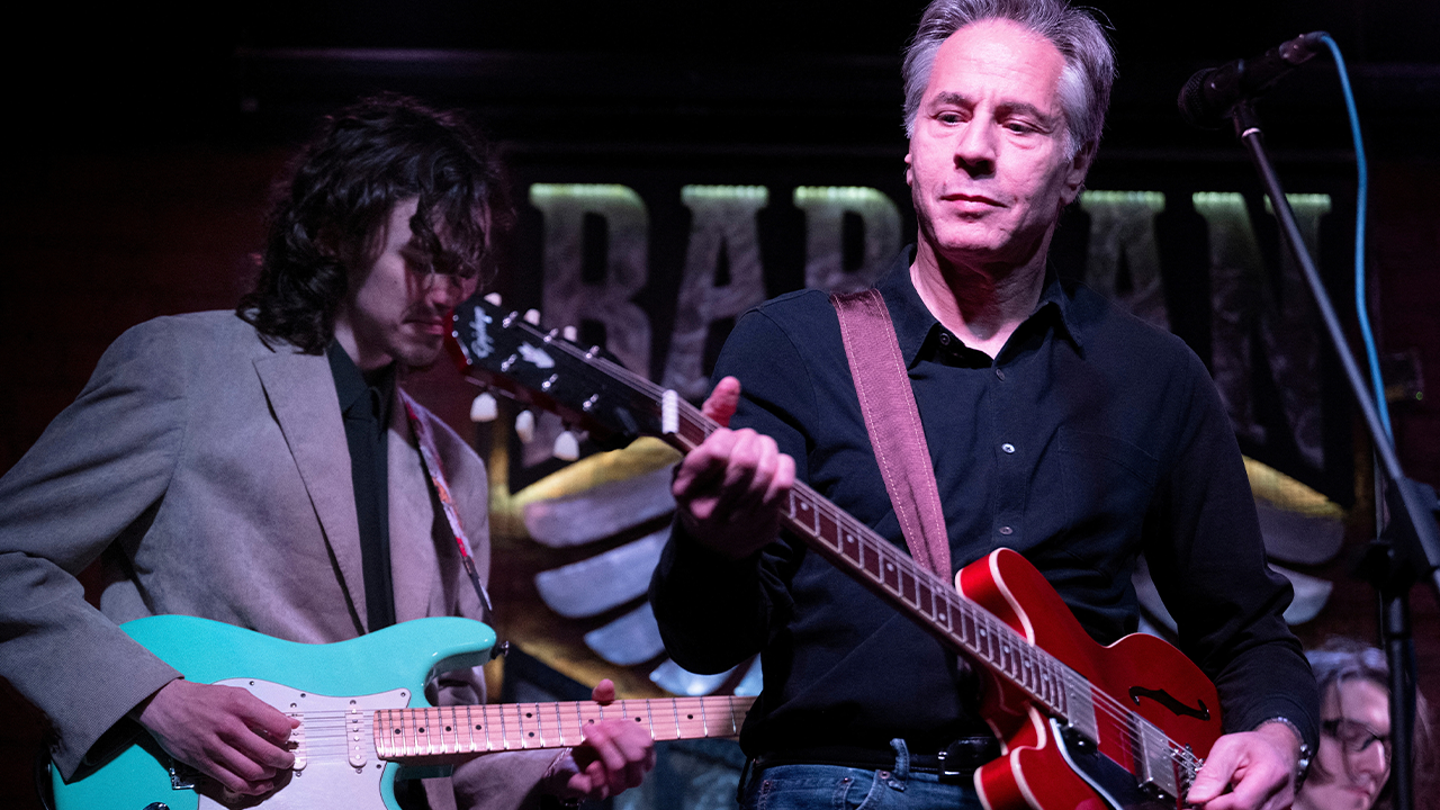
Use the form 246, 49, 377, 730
937, 738, 992, 781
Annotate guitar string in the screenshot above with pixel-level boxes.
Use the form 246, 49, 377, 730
266, 699, 747, 758
535, 331, 1205, 774
497, 318, 1205, 776
672, 380, 1204, 773
796, 482, 1205, 773
805, 486, 1207, 774
680, 388, 1204, 775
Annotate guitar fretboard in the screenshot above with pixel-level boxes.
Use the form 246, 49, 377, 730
464, 318, 1080, 725
373, 695, 753, 761
784, 485, 1072, 713
663, 398, 1073, 719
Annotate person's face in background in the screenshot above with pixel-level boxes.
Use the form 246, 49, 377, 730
1296, 678, 1392, 810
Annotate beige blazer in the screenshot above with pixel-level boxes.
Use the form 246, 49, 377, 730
0, 311, 554, 809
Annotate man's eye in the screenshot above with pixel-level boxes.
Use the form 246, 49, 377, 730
1004, 121, 1037, 134
937, 112, 964, 125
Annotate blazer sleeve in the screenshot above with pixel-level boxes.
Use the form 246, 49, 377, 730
0, 319, 188, 777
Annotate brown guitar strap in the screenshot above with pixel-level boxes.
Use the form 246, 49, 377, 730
831, 289, 952, 579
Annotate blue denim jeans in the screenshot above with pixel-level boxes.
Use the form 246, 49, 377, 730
740, 740, 985, 810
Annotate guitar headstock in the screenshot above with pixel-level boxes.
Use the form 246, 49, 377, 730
448, 295, 670, 452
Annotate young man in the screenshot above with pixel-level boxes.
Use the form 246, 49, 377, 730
651, 2, 1318, 809
0, 95, 654, 810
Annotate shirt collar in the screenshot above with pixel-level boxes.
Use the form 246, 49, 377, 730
327, 341, 397, 427
876, 246, 1083, 367
1033, 266, 1084, 352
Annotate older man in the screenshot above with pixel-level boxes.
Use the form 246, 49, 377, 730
0, 95, 654, 810
650, 2, 1317, 809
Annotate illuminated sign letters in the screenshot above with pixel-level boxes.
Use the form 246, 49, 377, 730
526, 183, 1333, 477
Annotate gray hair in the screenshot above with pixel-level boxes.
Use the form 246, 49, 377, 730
1305, 639, 1436, 809
1307, 639, 1390, 700
901, 0, 1116, 159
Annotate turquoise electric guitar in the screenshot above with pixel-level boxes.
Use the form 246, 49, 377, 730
50, 615, 753, 810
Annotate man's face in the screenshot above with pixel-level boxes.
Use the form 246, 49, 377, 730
333, 198, 480, 371
905, 18, 1091, 271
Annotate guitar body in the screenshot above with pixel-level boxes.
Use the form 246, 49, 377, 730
959, 549, 1222, 810
52, 615, 495, 810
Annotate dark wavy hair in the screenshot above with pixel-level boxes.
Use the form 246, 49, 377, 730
238, 94, 507, 353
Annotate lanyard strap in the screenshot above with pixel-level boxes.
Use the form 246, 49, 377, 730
831, 289, 952, 579
401, 394, 494, 621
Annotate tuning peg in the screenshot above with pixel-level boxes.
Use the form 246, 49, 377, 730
469, 392, 498, 423
524, 309, 541, 326
484, 292, 502, 306
562, 325, 578, 342
553, 429, 580, 461
515, 409, 536, 443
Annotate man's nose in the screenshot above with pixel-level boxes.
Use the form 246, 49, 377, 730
425, 274, 472, 308
953, 117, 997, 172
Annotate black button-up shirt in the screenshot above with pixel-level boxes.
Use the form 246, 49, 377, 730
652, 247, 1317, 758
328, 342, 397, 632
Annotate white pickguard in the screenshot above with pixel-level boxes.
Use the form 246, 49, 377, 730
194, 679, 411, 810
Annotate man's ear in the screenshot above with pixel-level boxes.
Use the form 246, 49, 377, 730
904, 151, 915, 188
1059, 141, 1096, 207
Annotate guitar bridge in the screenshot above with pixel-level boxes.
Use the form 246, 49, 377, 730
1178, 745, 1202, 796
167, 761, 201, 791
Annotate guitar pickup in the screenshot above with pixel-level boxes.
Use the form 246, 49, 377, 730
287, 713, 307, 771
1132, 719, 1182, 802
209, 677, 409, 775
348, 704, 368, 768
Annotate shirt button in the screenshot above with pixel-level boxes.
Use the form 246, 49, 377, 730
999, 526, 1014, 536
1001, 443, 1016, 454
939, 333, 951, 345
995, 368, 1006, 381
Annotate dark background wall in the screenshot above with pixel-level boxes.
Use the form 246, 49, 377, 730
2, 1, 1438, 807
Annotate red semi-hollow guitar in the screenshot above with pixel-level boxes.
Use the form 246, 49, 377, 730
449, 297, 1222, 810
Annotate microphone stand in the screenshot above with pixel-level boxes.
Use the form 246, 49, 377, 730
1228, 100, 1440, 810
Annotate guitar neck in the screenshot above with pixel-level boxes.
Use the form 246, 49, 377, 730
453, 304, 1075, 723
374, 695, 753, 762
663, 395, 1073, 720
781, 482, 1071, 716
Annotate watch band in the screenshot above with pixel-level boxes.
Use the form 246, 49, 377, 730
1257, 715, 1314, 787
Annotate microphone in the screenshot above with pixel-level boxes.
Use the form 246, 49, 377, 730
1177, 31, 1327, 128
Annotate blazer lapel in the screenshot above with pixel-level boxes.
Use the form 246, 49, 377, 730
254, 351, 369, 631
388, 389, 445, 624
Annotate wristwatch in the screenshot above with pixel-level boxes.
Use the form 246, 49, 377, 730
1258, 716, 1313, 787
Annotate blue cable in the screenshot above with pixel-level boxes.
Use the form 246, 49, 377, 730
1321, 34, 1393, 444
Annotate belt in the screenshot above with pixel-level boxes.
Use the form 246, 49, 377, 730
752, 737, 1000, 780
